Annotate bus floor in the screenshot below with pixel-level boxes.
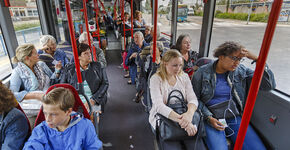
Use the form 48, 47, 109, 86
98, 50, 155, 150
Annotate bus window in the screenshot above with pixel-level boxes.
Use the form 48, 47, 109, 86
210, 2, 290, 95
10, 1, 42, 47
0, 27, 13, 80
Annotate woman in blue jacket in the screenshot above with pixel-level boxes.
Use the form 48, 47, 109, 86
192, 41, 275, 150
0, 82, 29, 150
125, 31, 149, 84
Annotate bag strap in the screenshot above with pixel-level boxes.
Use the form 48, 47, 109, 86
167, 89, 186, 106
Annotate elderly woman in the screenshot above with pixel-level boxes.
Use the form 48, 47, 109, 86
175, 34, 199, 79
61, 43, 109, 110
125, 31, 149, 84
192, 41, 276, 150
38, 35, 68, 72
134, 41, 163, 103
79, 32, 107, 68
0, 82, 29, 150
149, 50, 206, 149
133, 10, 146, 28
10, 44, 61, 102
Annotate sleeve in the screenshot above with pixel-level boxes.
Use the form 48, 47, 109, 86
2, 112, 29, 150
191, 70, 213, 118
9, 69, 28, 102
91, 68, 109, 105
23, 125, 47, 150
97, 50, 107, 68
242, 64, 276, 91
149, 75, 172, 118
183, 74, 198, 107
84, 120, 102, 150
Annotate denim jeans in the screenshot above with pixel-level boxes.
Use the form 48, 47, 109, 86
205, 116, 266, 150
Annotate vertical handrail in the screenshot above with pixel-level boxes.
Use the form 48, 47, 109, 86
94, 0, 102, 49
121, 0, 126, 50
130, 0, 133, 39
99, 0, 107, 15
152, 0, 158, 63
81, 0, 97, 62
234, 0, 283, 149
64, 0, 83, 84
113, 0, 117, 20
4, 0, 10, 7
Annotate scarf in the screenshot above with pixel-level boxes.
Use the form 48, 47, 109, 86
17, 62, 49, 91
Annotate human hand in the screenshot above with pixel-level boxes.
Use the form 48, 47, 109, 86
240, 49, 258, 61
208, 116, 225, 131
179, 111, 194, 128
84, 99, 96, 112
55, 61, 62, 71
130, 52, 138, 58
184, 123, 197, 136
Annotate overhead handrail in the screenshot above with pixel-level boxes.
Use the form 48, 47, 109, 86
93, 0, 102, 49
234, 0, 283, 149
152, 0, 158, 63
81, 0, 97, 62
161, 32, 172, 37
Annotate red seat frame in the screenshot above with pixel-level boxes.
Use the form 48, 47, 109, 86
34, 84, 90, 127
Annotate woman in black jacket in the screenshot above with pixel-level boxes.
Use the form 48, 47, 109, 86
61, 43, 109, 111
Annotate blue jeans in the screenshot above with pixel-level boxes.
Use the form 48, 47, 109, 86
205, 116, 266, 150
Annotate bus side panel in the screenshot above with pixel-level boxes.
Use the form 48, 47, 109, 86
251, 90, 290, 150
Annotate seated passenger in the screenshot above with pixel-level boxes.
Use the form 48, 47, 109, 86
125, 31, 149, 84
0, 82, 29, 150
23, 87, 102, 150
61, 43, 109, 110
134, 41, 163, 103
175, 34, 199, 79
192, 41, 276, 150
10, 44, 61, 102
133, 10, 146, 28
144, 25, 152, 43
79, 32, 107, 68
149, 26, 170, 53
38, 35, 69, 72
149, 50, 206, 149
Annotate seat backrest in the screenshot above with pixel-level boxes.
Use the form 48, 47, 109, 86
34, 84, 90, 127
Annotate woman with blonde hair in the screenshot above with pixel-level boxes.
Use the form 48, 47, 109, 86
10, 44, 61, 102
149, 50, 206, 149
0, 81, 29, 150
133, 10, 146, 28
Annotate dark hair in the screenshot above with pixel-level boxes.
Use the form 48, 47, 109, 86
213, 41, 244, 58
0, 81, 18, 113
42, 87, 75, 112
78, 43, 90, 56
175, 34, 190, 52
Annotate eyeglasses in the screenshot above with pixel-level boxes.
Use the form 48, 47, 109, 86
227, 56, 244, 62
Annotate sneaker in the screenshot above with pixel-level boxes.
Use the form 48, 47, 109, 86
124, 74, 130, 78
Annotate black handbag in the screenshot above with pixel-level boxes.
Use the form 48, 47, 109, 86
207, 100, 240, 119
156, 90, 202, 141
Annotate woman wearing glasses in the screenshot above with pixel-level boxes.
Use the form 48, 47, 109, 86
192, 41, 276, 150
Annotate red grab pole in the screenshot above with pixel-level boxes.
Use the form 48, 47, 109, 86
64, 0, 82, 84
152, 0, 158, 63
94, 0, 102, 49
81, 0, 97, 62
234, 0, 283, 149
121, 0, 126, 50
130, 0, 133, 39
